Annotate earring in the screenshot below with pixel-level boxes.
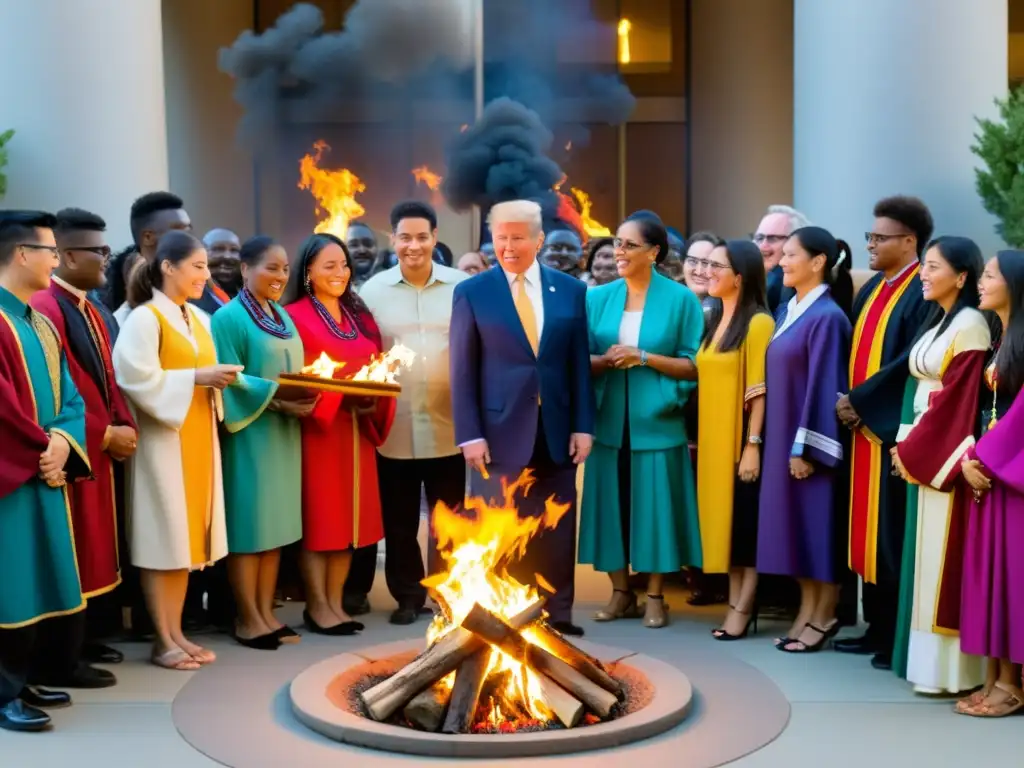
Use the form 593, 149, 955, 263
304, 275, 312, 295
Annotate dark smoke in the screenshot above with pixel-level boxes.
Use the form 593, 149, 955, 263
441, 98, 563, 217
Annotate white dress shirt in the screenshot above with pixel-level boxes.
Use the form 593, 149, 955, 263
503, 259, 545, 341
772, 283, 828, 340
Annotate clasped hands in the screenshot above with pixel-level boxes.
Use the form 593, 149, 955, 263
603, 345, 642, 370
39, 432, 71, 488
961, 457, 991, 501
835, 394, 861, 430
105, 425, 138, 461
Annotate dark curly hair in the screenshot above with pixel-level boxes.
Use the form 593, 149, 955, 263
873, 195, 934, 257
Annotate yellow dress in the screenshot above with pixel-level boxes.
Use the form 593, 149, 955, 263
695, 312, 774, 573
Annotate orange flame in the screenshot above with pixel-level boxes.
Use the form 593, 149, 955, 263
570, 187, 612, 237
422, 471, 572, 723
618, 18, 632, 65
301, 351, 345, 379
300, 345, 415, 383
297, 141, 366, 240
553, 173, 568, 192
411, 165, 443, 192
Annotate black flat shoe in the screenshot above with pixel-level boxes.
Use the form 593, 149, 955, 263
20, 686, 71, 709
833, 634, 878, 655
232, 630, 281, 650
83, 642, 124, 665
303, 610, 364, 636
0, 700, 51, 732
549, 621, 585, 637
871, 653, 893, 671
273, 626, 301, 642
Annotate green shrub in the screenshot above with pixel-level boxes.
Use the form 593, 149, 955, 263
973, 87, 1024, 247
0, 130, 12, 199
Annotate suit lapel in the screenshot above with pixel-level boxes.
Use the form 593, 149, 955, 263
52, 288, 107, 390
538, 266, 556, 358
490, 267, 535, 358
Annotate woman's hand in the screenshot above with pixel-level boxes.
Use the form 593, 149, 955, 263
196, 364, 243, 390
961, 458, 992, 494
789, 456, 814, 480
606, 345, 642, 369
738, 444, 760, 483
890, 446, 912, 482
270, 398, 319, 418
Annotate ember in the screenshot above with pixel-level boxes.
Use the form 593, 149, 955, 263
358, 473, 624, 734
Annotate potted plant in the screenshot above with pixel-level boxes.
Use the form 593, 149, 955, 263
973, 87, 1024, 247
0, 129, 12, 199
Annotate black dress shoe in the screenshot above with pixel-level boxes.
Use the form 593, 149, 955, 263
833, 634, 878, 655
870, 653, 893, 671
0, 700, 51, 732
389, 606, 419, 626
343, 595, 371, 616
549, 621, 585, 637
83, 642, 124, 665
20, 686, 71, 709
35, 663, 116, 689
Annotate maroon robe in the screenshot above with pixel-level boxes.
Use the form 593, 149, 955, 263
31, 282, 135, 597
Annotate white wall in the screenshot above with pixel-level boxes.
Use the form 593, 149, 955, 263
689, 0, 794, 239
0, 0, 168, 246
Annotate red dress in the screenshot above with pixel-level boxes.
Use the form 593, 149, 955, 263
31, 283, 136, 596
287, 296, 395, 551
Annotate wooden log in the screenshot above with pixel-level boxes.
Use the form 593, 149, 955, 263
403, 679, 451, 732
441, 648, 491, 733
360, 599, 545, 722
534, 672, 585, 728
533, 623, 621, 696
461, 604, 618, 718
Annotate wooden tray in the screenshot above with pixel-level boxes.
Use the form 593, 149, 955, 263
278, 373, 401, 398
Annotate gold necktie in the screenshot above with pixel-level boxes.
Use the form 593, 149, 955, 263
514, 273, 539, 355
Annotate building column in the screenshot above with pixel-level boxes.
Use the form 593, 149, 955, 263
0, 0, 169, 247
793, 0, 1007, 263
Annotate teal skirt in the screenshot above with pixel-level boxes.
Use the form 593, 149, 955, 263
579, 441, 702, 574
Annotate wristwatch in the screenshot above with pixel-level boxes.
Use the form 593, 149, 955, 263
640, 350, 648, 367
747, 435, 763, 445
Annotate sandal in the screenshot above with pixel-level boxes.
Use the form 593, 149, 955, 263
712, 605, 758, 641
151, 648, 201, 671
778, 620, 837, 654
184, 646, 216, 665
594, 589, 643, 621
958, 682, 1024, 718
955, 687, 992, 713
643, 594, 668, 629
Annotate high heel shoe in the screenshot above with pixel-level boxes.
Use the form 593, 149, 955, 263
594, 589, 643, 621
778, 620, 837, 653
643, 594, 668, 628
712, 604, 758, 641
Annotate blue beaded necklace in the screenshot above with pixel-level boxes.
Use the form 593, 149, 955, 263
310, 293, 357, 341
240, 288, 292, 339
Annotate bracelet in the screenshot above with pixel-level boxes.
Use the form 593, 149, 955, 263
640, 350, 648, 367
747, 435, 762, 445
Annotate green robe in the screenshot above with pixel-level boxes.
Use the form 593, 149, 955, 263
211, 297, 303, 553
0, 286, 90, 628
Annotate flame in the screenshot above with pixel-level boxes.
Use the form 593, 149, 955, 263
570, 187, 612, 237
553, 173, 568, 192
422, 471, 572, 725
618, 18, 632, 65
297, 141, 366, 240
411, 165, 443, 192
350, 343, 416, 383
301, 351, 345, 379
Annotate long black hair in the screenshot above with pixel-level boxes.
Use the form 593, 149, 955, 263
788, 226, 854, 317
102, 245, 141, 310
994, 250, 1024, 396
916, 236, 985, 339
283, 232, 379, 346
130, 231, 204, 306
702, 239, 770, 353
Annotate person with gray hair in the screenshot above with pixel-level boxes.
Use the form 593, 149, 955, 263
188, 228, 241, 315
449, 199, 596, 637
754, 205, 811, 314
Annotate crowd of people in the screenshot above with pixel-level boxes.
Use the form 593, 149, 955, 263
0, 187, 1022, 734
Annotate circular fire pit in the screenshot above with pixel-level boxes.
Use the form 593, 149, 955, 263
290, 639, 693, 758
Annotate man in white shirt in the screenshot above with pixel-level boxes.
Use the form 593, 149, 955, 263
358, 201, 468, 625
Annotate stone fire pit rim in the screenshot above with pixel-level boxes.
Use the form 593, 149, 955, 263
289, 639, 693, 759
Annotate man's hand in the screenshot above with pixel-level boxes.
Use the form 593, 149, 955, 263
569, 433, 592, 464
836, 394, 860, 428
789, 456, 814, 480
40, 432, 72, 477
106, 425, 138, 461
461, 440, 491, 476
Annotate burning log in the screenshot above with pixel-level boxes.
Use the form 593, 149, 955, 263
533, 672, 585, 728
403, 679, 451, 732
461, 604, 618, 718
360, 599, 545, 722
441, 649, 491, 734
534, 623, 621, 696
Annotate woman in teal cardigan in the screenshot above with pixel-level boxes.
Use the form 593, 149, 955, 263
579, 216, 704, 628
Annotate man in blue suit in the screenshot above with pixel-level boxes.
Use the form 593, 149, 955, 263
450, 199, 595, 636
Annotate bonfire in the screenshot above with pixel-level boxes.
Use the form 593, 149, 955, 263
358, 472, 623, 734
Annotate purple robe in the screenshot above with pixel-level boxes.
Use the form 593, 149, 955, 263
960, 385, 1024, 663
757, 292, 851, 581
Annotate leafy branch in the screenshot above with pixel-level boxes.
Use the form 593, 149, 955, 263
972, 87, 1024, 247
0, 129, 13, 199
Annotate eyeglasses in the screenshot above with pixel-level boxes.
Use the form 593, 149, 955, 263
864, 232, 911, 246
18, 243, 60, 256
752, 234, 788, 246
62, 245, 112, 258
613, 238, 648, 251
684, 256, 730, 273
